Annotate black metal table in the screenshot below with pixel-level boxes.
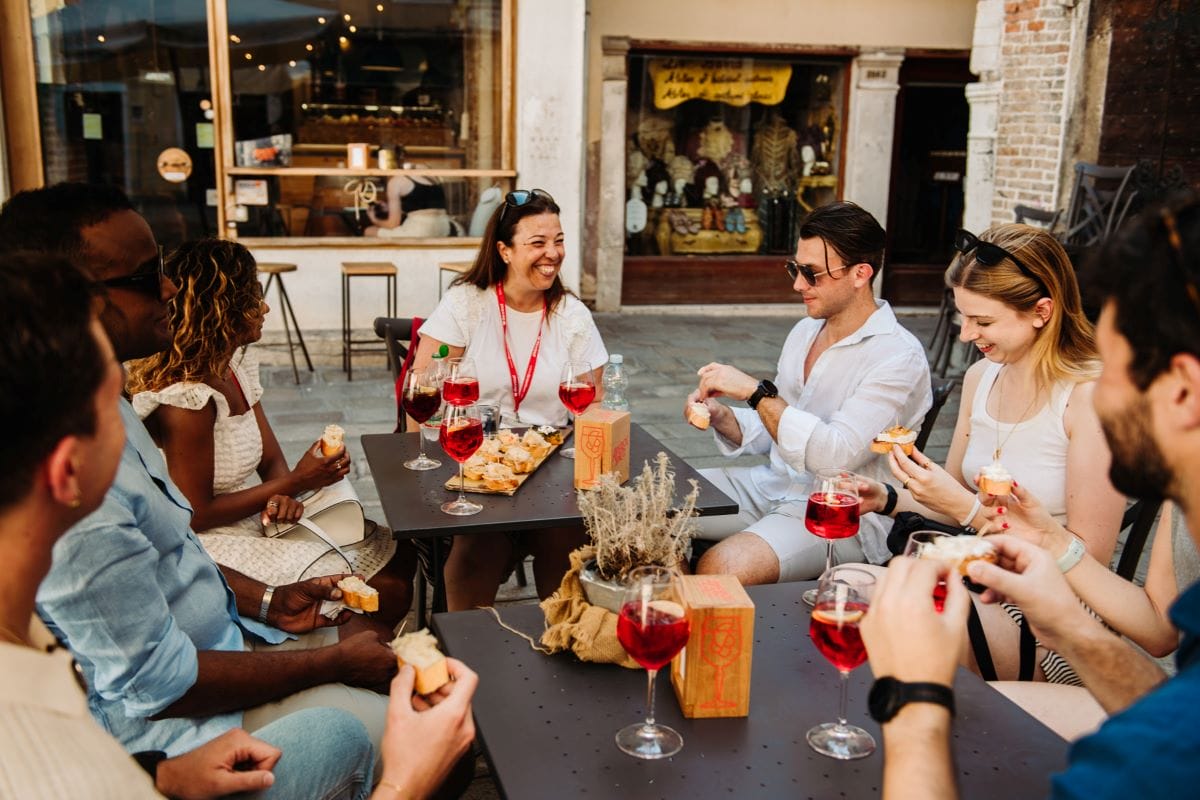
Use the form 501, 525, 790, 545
434, 582, 1070, 799
362, 423, 738, 624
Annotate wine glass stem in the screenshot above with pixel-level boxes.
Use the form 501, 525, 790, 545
417, 433, 427, 460
644, 668, 658, 730
836, 670, 850, 729
824, 540, 834, 575
458, 463, 466, 504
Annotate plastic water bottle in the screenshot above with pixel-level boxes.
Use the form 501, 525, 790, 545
601, 354, 630, 412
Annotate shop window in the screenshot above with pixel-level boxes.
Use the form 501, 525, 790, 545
625, 53, 845, 258
27, 0, 217, 249
225, 0, 507, 239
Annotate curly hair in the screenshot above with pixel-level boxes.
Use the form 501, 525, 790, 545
126, 239, 261, 392
946, 223, 1098, 388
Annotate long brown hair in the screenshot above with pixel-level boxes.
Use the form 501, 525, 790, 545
126, 239, 261, 392
946, 223, 1098, 387
454, 190, 568, 314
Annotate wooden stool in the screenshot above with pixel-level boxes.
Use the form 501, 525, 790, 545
257, 263, 313, 384
437, 260, 472, 298
341, 261, 397, 381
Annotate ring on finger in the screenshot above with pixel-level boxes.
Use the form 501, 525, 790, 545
902, 479, 910, 491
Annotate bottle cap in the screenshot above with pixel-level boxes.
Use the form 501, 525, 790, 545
609, 354, 623, 364
433, 344, 449, 359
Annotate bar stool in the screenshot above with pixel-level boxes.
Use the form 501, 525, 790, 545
257, 262, 313, 384
341, 261, 397, 381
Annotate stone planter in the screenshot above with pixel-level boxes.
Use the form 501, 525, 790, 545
578, 559, 627, 613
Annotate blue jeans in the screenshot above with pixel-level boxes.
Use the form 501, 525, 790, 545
245, 707, 375, 800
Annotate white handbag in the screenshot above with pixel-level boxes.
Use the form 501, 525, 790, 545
266, 479, 366, 567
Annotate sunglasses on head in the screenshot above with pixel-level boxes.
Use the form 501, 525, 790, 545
499, 188, 554, 223
95, 246, 165, 296
954, 229, 1046, 294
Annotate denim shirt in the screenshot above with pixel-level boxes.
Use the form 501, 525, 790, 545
1051, 580, 1200, 798
36, 399, 287, 757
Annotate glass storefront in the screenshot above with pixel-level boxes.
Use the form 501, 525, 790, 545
624, 52, 846, 259
25, 0, 508, 245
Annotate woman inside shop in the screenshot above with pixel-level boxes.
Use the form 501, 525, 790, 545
364, 173, 453, 238
858, 224, 1126, 685
127, 239, 417, 635
411, 188, 609, 610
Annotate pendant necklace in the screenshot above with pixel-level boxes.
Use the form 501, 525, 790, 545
994, 366, 1041, 461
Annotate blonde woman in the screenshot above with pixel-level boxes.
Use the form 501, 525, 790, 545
860, 224, 1126, 684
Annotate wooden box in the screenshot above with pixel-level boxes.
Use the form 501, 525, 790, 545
670, 574, 754, 718
573, 409, 630, 489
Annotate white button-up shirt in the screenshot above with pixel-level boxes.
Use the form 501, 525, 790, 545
715, 300, 932, 563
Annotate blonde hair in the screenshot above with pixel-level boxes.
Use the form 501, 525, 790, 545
126, 240, 261, 393
946, 223, 1098, 388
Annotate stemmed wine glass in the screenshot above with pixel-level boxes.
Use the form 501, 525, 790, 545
615, 566, 690, 759
807, 566, 876, 760
401, 366, 442, 471
443, 357, 479, 406
903, 530, 956, 612
802, 469, 861, 606
439, 403, 484, 516
557, 361, 596, 459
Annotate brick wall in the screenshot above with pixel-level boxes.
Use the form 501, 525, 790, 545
990, 0, 1075, 224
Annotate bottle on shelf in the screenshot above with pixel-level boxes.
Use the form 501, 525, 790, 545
601, 354, 630, 412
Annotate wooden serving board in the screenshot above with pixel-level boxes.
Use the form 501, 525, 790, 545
444, 428, 571, 496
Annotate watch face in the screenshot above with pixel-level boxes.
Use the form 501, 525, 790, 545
762, 378, 779, 397
868, 677, 902, 723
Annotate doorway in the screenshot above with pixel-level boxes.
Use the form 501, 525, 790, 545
883, 57, 972, 306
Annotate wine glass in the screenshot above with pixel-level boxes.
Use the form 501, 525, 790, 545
439, 403, 484, 516
615, 565, 690, 760
557, 361, 596, 459
443, 356, 479, 407
807, 566, 875, 760
401, 366, 442, 471
802, 469, 861, 606
903, 530, 956, 612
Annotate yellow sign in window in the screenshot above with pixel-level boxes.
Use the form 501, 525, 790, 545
648, 59, 792, 109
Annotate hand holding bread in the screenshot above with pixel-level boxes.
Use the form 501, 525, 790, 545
268, 575, 354, 633
290, 432, 351, 492
391, 630, 451, 695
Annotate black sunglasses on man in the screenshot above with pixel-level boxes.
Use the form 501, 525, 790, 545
94, 246, 165, 295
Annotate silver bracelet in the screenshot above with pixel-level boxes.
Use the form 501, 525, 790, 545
958, 497, 983, 528
258, 585, 276, 624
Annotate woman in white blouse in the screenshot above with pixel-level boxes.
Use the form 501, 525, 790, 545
413, 189, 609, 609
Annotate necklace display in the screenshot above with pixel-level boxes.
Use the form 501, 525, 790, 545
994, 366, 1041, 461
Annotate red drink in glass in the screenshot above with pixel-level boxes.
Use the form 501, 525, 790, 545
809, 602, 868, 672
617, 600, 691, 671
558, 381, 596, 415
439, 418, 483, 462
805, 492, 861, 539
402, 385, 441, 424
443, 378, 480, 406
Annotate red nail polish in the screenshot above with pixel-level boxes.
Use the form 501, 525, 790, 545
1002, 522, 1009, 530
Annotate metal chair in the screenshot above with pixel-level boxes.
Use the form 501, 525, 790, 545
1014, 204, 1061, 231
1115, 498, 1164, 583
373, 316, 418, 433
928, 288, 982, 378
256, 263, 313, 384
1061, 162, 1138, 248
915, 377, 959, 453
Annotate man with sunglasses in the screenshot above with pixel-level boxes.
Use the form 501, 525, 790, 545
0, 184, 479, 796
687, 201, 931, 585
860, 195, 1200, 799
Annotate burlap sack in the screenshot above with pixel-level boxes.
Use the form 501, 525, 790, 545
539, 545, 639, 669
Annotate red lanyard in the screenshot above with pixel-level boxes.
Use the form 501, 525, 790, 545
495, 283, 546, 416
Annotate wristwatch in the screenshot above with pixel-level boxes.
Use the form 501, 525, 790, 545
747, 379, 779, 410
868, 676, 956, 723
1056, 535, 1086, 574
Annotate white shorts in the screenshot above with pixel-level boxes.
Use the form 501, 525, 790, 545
696, 466, 867, 582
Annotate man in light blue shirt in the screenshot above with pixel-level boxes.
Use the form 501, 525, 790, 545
0, 184, 396, 762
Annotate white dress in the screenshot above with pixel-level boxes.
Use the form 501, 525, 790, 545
132, 352, 397, 586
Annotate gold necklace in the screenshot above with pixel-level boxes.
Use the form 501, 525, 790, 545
994, 366, 1041, 461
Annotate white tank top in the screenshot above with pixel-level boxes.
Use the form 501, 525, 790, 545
960, 362, 1073, 522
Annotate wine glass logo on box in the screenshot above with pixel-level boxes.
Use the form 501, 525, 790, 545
574, 409, 631, 490
670, 574, 754, 718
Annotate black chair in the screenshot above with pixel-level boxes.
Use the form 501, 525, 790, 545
1061, 162, 1138, 248
1014, 204, 1061, 231
1115, 498, 1164, 582
928, 288, 982, 378
373, 316, 416, 432
915, 377, 959, 453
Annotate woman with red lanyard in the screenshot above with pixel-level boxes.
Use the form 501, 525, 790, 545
413, 188, 609, 609
127, 239, 417, 638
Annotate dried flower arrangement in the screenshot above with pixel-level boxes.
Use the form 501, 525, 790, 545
577, 452, 699, 582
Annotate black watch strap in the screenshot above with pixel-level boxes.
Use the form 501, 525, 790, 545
747, 379, 778, 410
881, 483, 899, 516
869, 677, 956, 723
132, 750, 168, 779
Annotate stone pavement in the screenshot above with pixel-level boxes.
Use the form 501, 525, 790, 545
254, 308, 950, 798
